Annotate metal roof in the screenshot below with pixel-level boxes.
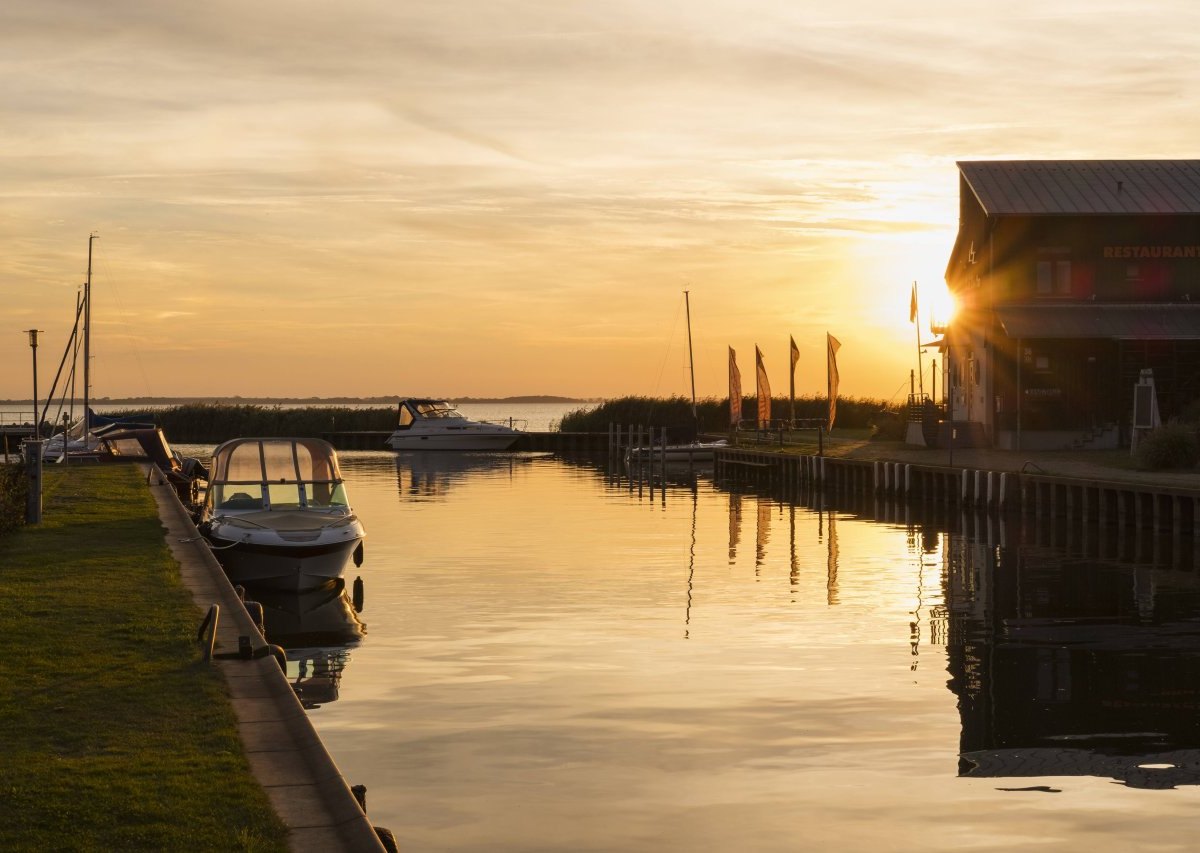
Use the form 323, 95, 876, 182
995, 304, 1200, 339
959, 161, 1200, 216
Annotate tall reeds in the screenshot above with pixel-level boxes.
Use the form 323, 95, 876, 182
559, 395, 895, 434
107, 404, 395, 444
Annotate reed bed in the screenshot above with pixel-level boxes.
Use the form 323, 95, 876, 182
109, 404, 395, 444
559, 395, 896, 434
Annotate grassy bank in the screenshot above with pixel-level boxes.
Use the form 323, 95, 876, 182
0, 464, 287, 852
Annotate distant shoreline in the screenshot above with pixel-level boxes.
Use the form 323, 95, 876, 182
0, 395, 599, 406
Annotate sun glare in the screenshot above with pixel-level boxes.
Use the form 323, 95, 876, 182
925, 280, 957, 332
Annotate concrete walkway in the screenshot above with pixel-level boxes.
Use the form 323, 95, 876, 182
146, 471, 387, 853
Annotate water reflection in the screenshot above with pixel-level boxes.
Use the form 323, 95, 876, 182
393, 451, 544, 498
251, 580, 365, 710
307, 455, 1200, 850
944, 515, 1200, 790
735, 480, 1200, 790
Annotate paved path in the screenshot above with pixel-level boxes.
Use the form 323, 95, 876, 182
146, 471, 387, 853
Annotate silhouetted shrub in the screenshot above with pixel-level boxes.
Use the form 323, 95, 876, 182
0, 462, 26, 537
1133, 422, 1200, 470
869, 409, 907, 441
1177, 398, 1200, 425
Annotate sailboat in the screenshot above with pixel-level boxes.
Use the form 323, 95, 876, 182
625, 291, 728, 464
40, 235, 107, 460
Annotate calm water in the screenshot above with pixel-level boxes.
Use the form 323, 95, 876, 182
243, 450, 1200, 851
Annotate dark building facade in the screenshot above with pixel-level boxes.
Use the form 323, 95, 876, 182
944, 160, 1200, 449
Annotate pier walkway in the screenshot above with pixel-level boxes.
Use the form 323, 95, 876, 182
147, 469, 387, 853
716, 439, 1200, 537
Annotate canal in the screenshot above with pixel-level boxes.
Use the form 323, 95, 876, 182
253, 450, 1200, 851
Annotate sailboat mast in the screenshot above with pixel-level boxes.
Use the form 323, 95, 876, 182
83, 234, 95, 438
684, 290, 697, 426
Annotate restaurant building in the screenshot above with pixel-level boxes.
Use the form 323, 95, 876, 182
943, 160, 1200, 449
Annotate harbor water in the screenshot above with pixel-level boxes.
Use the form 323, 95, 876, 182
242, 447, 1200, 852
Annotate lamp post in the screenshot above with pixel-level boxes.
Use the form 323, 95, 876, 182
25, 329, 43, 437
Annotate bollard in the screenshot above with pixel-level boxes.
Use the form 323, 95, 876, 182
24, 439, 44, 524
873, 461, 881, 493
199, 604, 219, 663
960, 470, 970, 506
244, 600, 265, 637
904, 464, 912, 494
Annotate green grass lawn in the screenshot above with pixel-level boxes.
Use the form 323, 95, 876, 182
0, 464, 287, 852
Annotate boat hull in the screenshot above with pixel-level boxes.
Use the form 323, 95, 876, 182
206, 534, 362, 592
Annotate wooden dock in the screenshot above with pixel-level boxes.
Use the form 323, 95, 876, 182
714, 448, 1200, 537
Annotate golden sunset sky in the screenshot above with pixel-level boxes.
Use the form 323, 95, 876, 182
4, 1, 1199, 402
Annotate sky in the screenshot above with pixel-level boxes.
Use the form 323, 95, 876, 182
4, 0, 1200, 403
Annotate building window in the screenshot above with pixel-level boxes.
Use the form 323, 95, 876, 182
1036, 249, 1071, 296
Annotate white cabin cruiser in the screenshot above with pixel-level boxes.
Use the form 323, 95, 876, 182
199, 437, 364, 591
386, 398, 520, 451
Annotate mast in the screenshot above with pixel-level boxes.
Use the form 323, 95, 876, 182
83, 234, 95, 439
684, 290, 698, 434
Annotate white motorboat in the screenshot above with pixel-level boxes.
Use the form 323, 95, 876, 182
625, 439, 728, 464
199, 437, 365, 591
386, 398, 520, 451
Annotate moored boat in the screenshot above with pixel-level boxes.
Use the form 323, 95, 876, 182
386, 398, 520, 451
625, 438, 728, 464
199, 437, 365, 591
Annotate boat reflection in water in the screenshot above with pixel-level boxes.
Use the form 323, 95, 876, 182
250, 580, 365, 710
393, 451, 544, 499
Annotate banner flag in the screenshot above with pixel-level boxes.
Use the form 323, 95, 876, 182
755, 345, 771, 428
728, 493, 742, 562
826, 511, 839, 606
826, 333, 841, 431
728, 347, 742, 427
755, 496, 771, 567
909, 281, 918, 324
790, 335, 800, 370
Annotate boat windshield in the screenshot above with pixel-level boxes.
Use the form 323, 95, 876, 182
414, 401, 462, 418
208, 438, 348, 511
398, 400, 463, 428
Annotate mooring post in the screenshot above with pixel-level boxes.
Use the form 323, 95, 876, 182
24, 439, 44, 524
201, 604, 219, 663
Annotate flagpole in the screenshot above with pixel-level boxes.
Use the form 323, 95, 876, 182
788, 337, 795, 428
913, 281, 924, 398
